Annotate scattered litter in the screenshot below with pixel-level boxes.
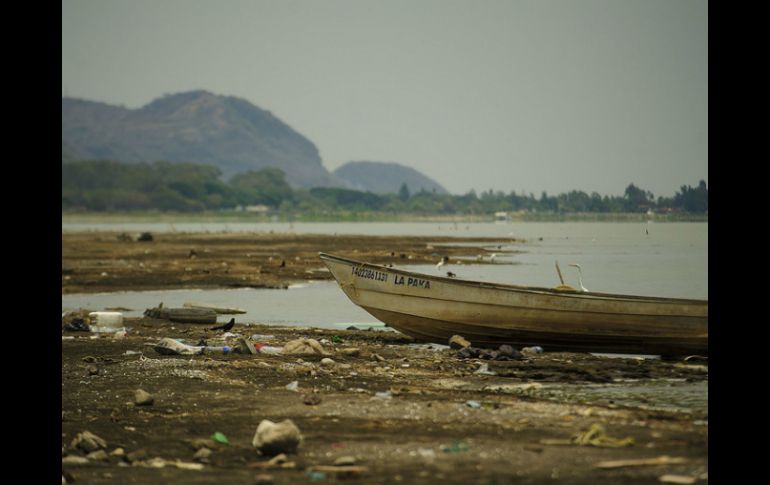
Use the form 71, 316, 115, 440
441, 441, 469, 453
63, 319, 91, 332
210, 432, 229, 445
309, 465, 368, 478
331, 336, 343, 344
237, 337, 258, 355
522, 346, 544, 355
373, 391, 392, 400
285, 381, 299, 392
257, 345, 283, 355
308, 471, 326, 481
150, 338, 203, 356
89, 311, 124, 327
658, 475, 696, 484
251, 334, 276, 340
593, 455, 689, 469
457, 344, 523, 361
283, 338, 329, 356
465, 400, 481, 408
474, 363, 497, 375
542, 423, 634, 448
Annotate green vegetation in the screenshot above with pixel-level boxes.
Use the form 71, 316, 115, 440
62, 160, 707, 220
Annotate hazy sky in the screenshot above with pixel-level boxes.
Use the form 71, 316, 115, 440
62, 0, 707, 197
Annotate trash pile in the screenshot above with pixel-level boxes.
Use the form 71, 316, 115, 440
448, 334, 542, 361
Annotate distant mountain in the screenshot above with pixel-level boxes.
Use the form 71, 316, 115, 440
333, 161, 448, 195
61, 91, 342, 188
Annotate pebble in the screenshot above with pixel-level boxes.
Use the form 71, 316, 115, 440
254, 474, 274, 485
126, 449, 147, 463
303, 394, 322, 406
339, 348, 361, 357
334, 456, 357, 466
320, 358, 336, 366
62, 456, 90, 465
71, 431, 107, 452
87, 449, 109, 461
134, 389, 154, 406
110, 448, 125, 457
86, 365, 99, 376
193, 447, 212, 462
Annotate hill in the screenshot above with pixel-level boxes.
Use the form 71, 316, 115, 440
61, 91, 341, 188
333, 161, 448, 195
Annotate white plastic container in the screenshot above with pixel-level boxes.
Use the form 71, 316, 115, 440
89, 311, 124, 327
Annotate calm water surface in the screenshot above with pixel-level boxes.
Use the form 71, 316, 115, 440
62, 221, 707, 327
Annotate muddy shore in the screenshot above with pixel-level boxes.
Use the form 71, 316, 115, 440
61, 231, 708, 484
62, 231, 514, 294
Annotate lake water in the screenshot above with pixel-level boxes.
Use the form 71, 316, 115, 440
62, 221, 707, 328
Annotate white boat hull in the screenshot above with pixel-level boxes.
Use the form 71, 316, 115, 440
320, 253, 707, 355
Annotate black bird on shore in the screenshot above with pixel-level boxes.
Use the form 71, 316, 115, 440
210, 318, 235, 332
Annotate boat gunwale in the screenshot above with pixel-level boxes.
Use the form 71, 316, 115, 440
318, 252, 708, 306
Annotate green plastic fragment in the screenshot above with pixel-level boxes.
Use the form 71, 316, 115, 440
211, 431, 229, 445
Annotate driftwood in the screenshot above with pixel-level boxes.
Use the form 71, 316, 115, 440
144, 303, 217, 324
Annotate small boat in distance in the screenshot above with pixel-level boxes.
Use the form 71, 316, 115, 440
319, 252, 707, 356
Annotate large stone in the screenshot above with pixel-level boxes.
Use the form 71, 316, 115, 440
252, 419, 303, 455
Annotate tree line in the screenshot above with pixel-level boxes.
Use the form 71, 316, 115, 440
62, 160, 707, 215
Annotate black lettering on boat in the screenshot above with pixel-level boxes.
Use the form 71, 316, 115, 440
403, 276, 431, 289
350, 265, 388, 283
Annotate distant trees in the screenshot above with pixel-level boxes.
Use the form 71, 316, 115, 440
673, 180, 708, 213
230, 168, 293, 207
62, 159, 707, 215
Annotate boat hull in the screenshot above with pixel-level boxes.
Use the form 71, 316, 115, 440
320, 252, 708, 356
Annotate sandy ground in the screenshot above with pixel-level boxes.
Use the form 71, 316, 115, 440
61, 231, 708, 484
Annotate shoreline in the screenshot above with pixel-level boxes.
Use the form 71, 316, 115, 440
61, 230, 708, 483
62, 211, 708, 223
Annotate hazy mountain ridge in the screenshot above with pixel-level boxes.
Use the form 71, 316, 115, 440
61, 91, 341, 188
333, 161, 448, 195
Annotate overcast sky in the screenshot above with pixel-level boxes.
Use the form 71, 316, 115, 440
62, 0, 707, 197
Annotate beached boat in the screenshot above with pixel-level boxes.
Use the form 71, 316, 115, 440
319, 253, 708, 356
183, 302, 247, 314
